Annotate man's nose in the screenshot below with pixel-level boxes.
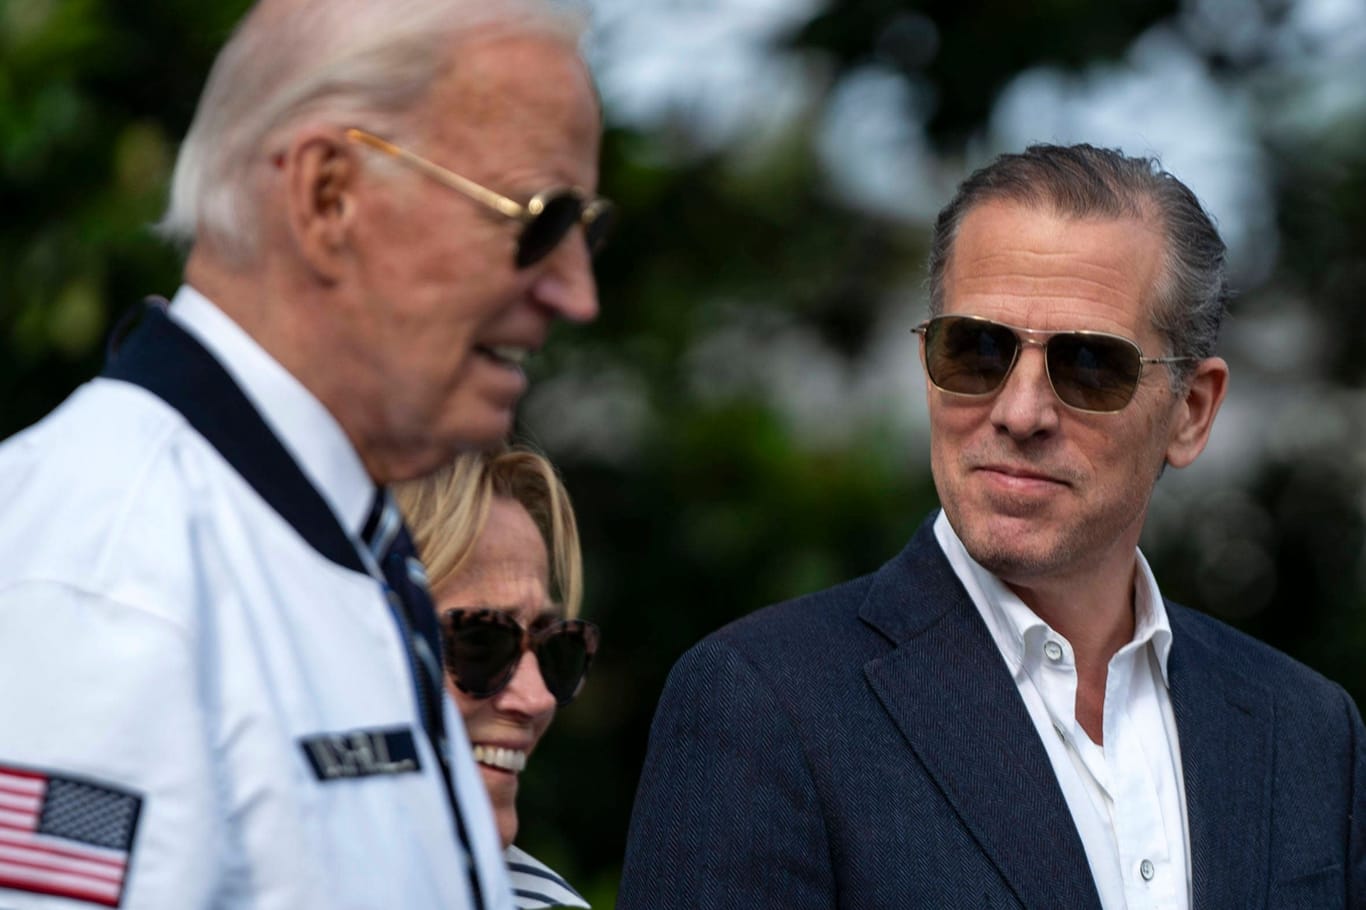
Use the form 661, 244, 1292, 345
988, 344, 1061, 439
529, 233, 599, 324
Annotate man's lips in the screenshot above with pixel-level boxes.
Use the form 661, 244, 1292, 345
974, 463, 1072, 489
473, 344, 533, 369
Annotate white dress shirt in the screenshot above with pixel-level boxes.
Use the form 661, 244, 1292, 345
935, 511, 1191, 910
0, 286, 510, 908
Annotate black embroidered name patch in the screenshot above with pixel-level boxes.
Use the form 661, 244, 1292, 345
299, 727, 422, 781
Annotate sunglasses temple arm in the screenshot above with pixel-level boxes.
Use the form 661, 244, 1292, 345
345, 129, 528, 222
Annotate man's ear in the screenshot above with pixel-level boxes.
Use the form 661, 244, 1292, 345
282, 132, 358, 283
1165, 355, 1229, 469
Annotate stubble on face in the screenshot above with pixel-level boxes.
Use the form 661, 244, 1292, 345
928, 200, 1181, 588
939, 413, 1170, 586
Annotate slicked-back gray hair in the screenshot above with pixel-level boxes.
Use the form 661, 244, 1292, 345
927, 143, 1228, 384
157, 0, 586, 262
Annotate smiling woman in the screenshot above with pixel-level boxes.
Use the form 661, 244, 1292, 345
395, 443, 596, 910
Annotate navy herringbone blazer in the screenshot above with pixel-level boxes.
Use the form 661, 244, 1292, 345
619, 516, 1365, 908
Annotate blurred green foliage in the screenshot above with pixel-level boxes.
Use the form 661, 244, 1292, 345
2, 0, 1363, 905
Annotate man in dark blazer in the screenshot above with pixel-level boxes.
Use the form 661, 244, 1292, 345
618, 145, 1365, 909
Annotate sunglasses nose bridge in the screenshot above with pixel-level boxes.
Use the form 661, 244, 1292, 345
986, 332, 1066, 433
1011, 334, 1056, 390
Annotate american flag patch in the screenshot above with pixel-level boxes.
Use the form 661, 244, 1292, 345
0, 765, 142, 907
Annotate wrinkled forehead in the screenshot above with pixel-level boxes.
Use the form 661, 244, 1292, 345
452, 556, 549, 596
944, 200, 1169, 335
435, 497, 551, 612
393, 32, 601, 199
417, 26, 598, 134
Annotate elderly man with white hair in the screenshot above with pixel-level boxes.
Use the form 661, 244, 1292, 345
0, 0, 609, 906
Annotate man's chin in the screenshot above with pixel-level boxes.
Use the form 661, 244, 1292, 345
958, 515, 1067, 578
445, 389, 521, 446
447, 408, 516, 454
392, 413, 517, 481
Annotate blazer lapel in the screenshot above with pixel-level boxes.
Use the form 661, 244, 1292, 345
1167, 607, 1274, 909
861, 521, 1102, 910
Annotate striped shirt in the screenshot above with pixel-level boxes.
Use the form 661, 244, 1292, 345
506, 846, 589, 909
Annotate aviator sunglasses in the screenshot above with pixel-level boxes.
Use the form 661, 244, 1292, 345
345, 128, 614, 269
442, 608, 600, 707
913, 314, 1195, 413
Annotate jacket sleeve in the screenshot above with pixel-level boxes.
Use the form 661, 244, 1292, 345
0, 580, 221, 908
618, 637, 835, 910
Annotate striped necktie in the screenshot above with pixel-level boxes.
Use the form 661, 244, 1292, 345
363, 490, 486, 910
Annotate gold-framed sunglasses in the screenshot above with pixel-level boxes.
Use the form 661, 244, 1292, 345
345, 128, 614, 269
913, 314, 1195, 413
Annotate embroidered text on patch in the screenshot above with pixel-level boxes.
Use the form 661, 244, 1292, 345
0, 764, 142, 907
299, 726, 423, 781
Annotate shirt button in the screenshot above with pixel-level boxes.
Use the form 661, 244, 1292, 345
1044, 641, 1064, 662
1140, 859, 1155, 881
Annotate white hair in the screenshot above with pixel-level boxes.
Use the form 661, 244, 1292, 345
157, 0, 586, 262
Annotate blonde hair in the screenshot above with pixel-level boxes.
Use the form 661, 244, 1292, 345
395, 444, 583, 618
